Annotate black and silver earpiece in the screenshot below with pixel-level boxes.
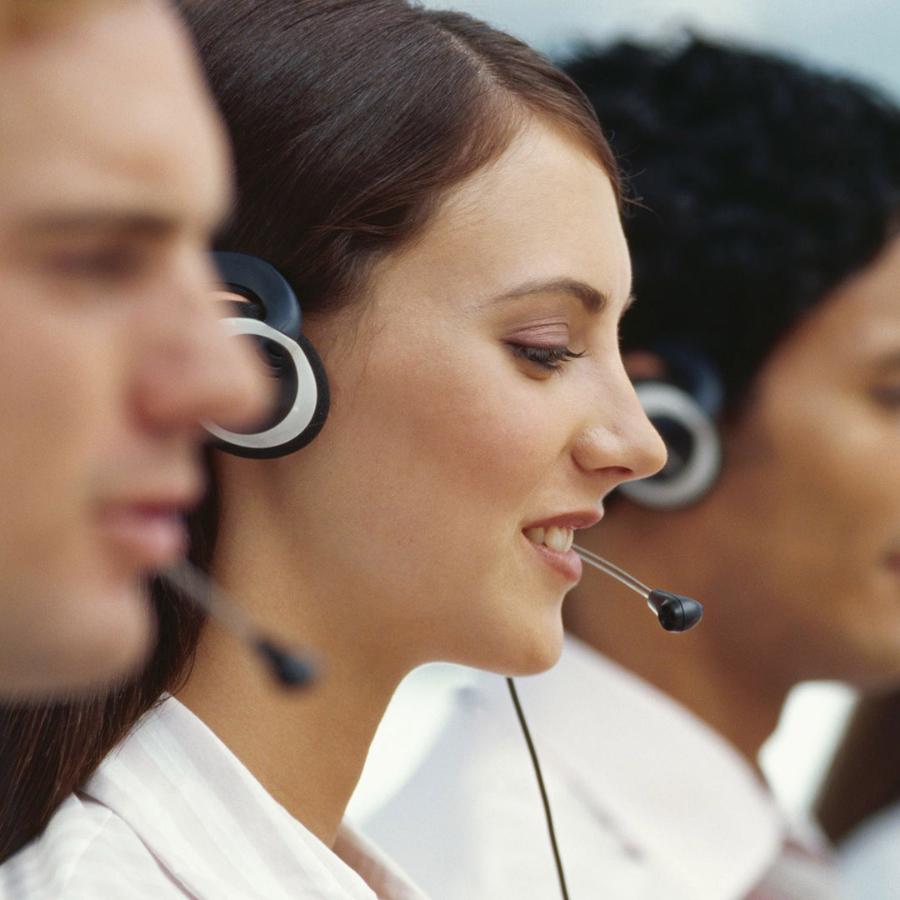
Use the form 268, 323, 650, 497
204, 251, 330, 459
619, 345, 723, 510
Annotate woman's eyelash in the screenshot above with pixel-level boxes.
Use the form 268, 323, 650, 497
507, 343, 586, 370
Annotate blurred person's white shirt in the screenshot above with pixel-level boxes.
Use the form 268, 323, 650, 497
360, 635, 812, 900
0, 696, 425, 900
838, 802, 900, 900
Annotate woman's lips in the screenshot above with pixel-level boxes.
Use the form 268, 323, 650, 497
523, 526, 582, 582
521, 511, 601, 583
98, 504, 188, 570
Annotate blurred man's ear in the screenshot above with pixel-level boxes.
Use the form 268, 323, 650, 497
623, 350, 667, 382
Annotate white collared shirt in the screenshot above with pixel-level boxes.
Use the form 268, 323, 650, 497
0, 696, 426, 900
361, 635, 786, 900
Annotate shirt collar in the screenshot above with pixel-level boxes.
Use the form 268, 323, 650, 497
514, 635, 785, 897
82, 696, 424, 899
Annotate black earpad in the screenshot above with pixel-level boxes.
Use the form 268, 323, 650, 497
214, 251, 301, 339
204, 253, 330, 458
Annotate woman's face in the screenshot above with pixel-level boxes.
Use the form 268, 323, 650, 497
283, 119, 666, 675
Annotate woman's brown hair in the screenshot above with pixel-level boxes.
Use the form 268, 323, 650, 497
0, 0, 620, 861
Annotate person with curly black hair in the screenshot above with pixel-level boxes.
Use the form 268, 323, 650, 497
361, 37, 900, 900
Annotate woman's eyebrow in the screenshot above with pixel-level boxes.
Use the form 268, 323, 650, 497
480, 277, 609, 313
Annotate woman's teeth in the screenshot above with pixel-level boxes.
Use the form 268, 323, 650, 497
524, 525, 574, 552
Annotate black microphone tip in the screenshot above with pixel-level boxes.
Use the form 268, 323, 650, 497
648, 590, 704, 633
254, 637, 318, 688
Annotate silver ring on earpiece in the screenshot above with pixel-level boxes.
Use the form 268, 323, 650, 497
203, 317, 319, 451
620, 381, 722, 509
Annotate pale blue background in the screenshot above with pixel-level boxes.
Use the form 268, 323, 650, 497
422, 0, 900, 100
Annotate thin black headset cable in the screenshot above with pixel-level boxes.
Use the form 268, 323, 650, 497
506, 677, 570, 900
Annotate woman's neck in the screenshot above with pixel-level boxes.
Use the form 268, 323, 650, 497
176, 522, 409, 848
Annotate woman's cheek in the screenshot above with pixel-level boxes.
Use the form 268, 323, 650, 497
345, 330, 558, 516
425, 382, 549, 503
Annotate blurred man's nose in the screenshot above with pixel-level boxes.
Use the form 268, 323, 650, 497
132, 257, 273, 434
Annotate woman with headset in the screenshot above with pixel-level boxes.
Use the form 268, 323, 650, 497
0, 1, 664, 896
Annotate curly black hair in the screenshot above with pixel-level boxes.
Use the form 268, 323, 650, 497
563, 36, 900, 414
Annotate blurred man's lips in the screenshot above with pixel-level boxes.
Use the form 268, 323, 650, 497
98, 503, 190, 569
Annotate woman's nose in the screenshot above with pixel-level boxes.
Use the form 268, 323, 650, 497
572, 377, 667, 486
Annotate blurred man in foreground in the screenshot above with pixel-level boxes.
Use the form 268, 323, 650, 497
0, 0, 270, 698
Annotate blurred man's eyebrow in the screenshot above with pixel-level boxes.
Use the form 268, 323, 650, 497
481, 277, 609, 313
23, 210, 182, 237
874, 349, 900, 371
22, 196, 231, 237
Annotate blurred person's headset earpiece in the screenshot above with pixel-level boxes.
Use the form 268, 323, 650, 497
619, 345, 723, 509
204, 252, 330, 458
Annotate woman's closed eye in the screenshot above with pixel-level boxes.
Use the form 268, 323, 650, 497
507, 342, 586, 371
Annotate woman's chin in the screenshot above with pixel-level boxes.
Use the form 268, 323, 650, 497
485, 613, 566, 677
512, 634, 565, 676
